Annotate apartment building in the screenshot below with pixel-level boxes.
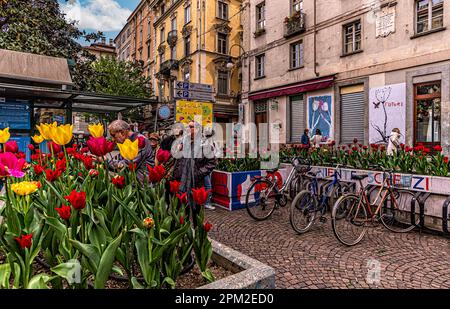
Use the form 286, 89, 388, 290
242, 0, 449, 154
150, 0, 244, 127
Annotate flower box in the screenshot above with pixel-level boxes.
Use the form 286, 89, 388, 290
211, 167, 289, 211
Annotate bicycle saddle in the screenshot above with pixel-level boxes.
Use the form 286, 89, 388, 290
351, 174, 369, 180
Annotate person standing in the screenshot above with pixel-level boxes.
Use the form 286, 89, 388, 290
301, 129, 311, 149
387, 128, 401, 156
149, 132, 160, 165
310, 129, 323, 148
202, 127, 220, 210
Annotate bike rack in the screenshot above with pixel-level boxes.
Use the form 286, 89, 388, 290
442, 196, 450, 235
410, 192, 431, 229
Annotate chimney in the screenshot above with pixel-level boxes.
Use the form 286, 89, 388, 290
109, 38, 114, 46
101, 37, 106, 45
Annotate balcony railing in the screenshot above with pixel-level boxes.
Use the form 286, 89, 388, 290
284, 12, 306, 38
159, 59, 179, 76
167, 30, 178, 47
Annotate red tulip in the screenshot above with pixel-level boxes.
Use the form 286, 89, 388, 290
352, 146, 358, 152
47, 141, 61, 154
128, 162, 137, 171
444, 157, 449, 164
33, 164, 45, 175
82, 156, 94, 170
170, 180, 181, 193
15, 152, 26, 159
64, 190, 86, 210
112, 175, 126, 189
353, 138, 358, 144
203, 222, 212, 233
0, 164, 8, 177
55, 204, 71, 220
434, 145, 443, 152
138, 136, 146, 149
156, 149, 171, 164
81, 147, 89, 153
57, 152, 65, 160
147, 164, 165, 183
358, 143, 363, 148
179, 215, 184, 225
89, 169, 99, 178
423, 147, 431, 154
5, 141, 19, 153
45, 168, 62, 182
28, 144, 35, 151
87, 137, 115, 157
15, 234, 33, 249
192, 187, 210, 206
56, 158, 66, 172
363, 146, 368, 150
177, 192, 188, 204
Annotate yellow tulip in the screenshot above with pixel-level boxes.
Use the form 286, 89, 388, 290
36, 122, 57, 140
117, 139, 139, 161
50, 124, 73, 146
0, 128, 10, 143
11, 181, 39, 196
88, 123, 104, 138
31, 135, 45, 144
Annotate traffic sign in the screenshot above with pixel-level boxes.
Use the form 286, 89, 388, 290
174, 89, 214, 102
158, 105, 171, 119
175, 81, 213, 93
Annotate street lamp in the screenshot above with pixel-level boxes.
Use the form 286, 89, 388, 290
226, 43, 247, 70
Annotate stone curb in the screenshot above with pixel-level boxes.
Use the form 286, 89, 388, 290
198, 239, 275, 289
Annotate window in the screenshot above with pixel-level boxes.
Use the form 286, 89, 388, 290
217, 70, 229, 95
292, 0, 303, 13
171, 17, 177, 31
160, 27, 165, 44
217, 33, 228, 54
139, 50, 142, 60
256, 2, 266, 30
185, 5, 191, 24
171, 45, 176, 59
218, 1, 229, 20
343, 20, 362, 54
184, 35, 191, 56
255, 54, 265, 78
416, 0, 444, 34
183, 66, 190, 81
340, 85, 365, 144
139, 28, 143, 45
161, 4, 165, 15
147, 42, 151, 59
148, 20, 151, 38
289, 95, 305, 143
290, 41, 303, 69
414, 81, 441, 146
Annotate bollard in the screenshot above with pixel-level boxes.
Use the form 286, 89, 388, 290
443, 196, 450, 234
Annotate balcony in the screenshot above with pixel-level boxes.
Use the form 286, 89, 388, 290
159, 59, 179, 76
284, 12, 306, 38
167, 30, 178, 47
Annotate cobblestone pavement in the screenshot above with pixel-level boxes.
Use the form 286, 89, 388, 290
206, 205, 450, 289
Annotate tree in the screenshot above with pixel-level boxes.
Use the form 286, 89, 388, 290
90, 57, 152, 98
0, 0, 102, 90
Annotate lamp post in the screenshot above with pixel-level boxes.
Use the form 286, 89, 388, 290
226, 43, 248, 125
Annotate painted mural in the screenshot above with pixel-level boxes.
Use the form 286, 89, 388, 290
308, 95, 333, 141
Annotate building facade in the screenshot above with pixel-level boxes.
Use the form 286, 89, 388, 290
83, 38, 116, 59
150, 0, 244, 128
242, 0, 449, 154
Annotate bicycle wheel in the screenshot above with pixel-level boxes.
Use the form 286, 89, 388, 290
245, 178, 277, 221
289, 174, 302, 200
290, 190, 318, 234
380, 189, 418, 233
332, 194, 368, 246
329, 184, 344, 210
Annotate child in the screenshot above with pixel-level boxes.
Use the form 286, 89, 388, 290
387, 128, 401, 155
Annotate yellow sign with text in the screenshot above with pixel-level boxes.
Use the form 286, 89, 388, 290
175, 100, 213, 127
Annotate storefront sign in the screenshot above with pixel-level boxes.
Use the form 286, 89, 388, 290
175, 100, 213, 127
369, 83, 406, 144
0, 101, 31, 130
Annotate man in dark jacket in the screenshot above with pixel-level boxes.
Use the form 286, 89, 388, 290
172, 121, 217, 220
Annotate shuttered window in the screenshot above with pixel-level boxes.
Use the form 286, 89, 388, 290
289, 95, 305, 143
340, 85, 365, 144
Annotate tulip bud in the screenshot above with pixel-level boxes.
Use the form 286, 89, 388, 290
89, 169, 99, 178
143, 217, 155, 229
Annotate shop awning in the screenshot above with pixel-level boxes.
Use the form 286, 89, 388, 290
213, 103, 239, 117
0, 83, 158, 113
248, 75, 335, 101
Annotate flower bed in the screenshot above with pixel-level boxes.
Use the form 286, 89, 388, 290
0, 124, 216, 289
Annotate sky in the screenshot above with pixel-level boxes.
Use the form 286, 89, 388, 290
58, 0, 140, 46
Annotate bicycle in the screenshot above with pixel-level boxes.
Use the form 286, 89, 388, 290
331, 165, 419, 246
290, 164, 347, 234
245, 157, 310, 221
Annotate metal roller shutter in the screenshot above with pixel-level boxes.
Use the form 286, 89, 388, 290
340, 92, 365, 144
290, 96, 305, 143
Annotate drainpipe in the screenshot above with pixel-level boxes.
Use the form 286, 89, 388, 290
314, 0, 319, 77
197, 0, 201, 83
